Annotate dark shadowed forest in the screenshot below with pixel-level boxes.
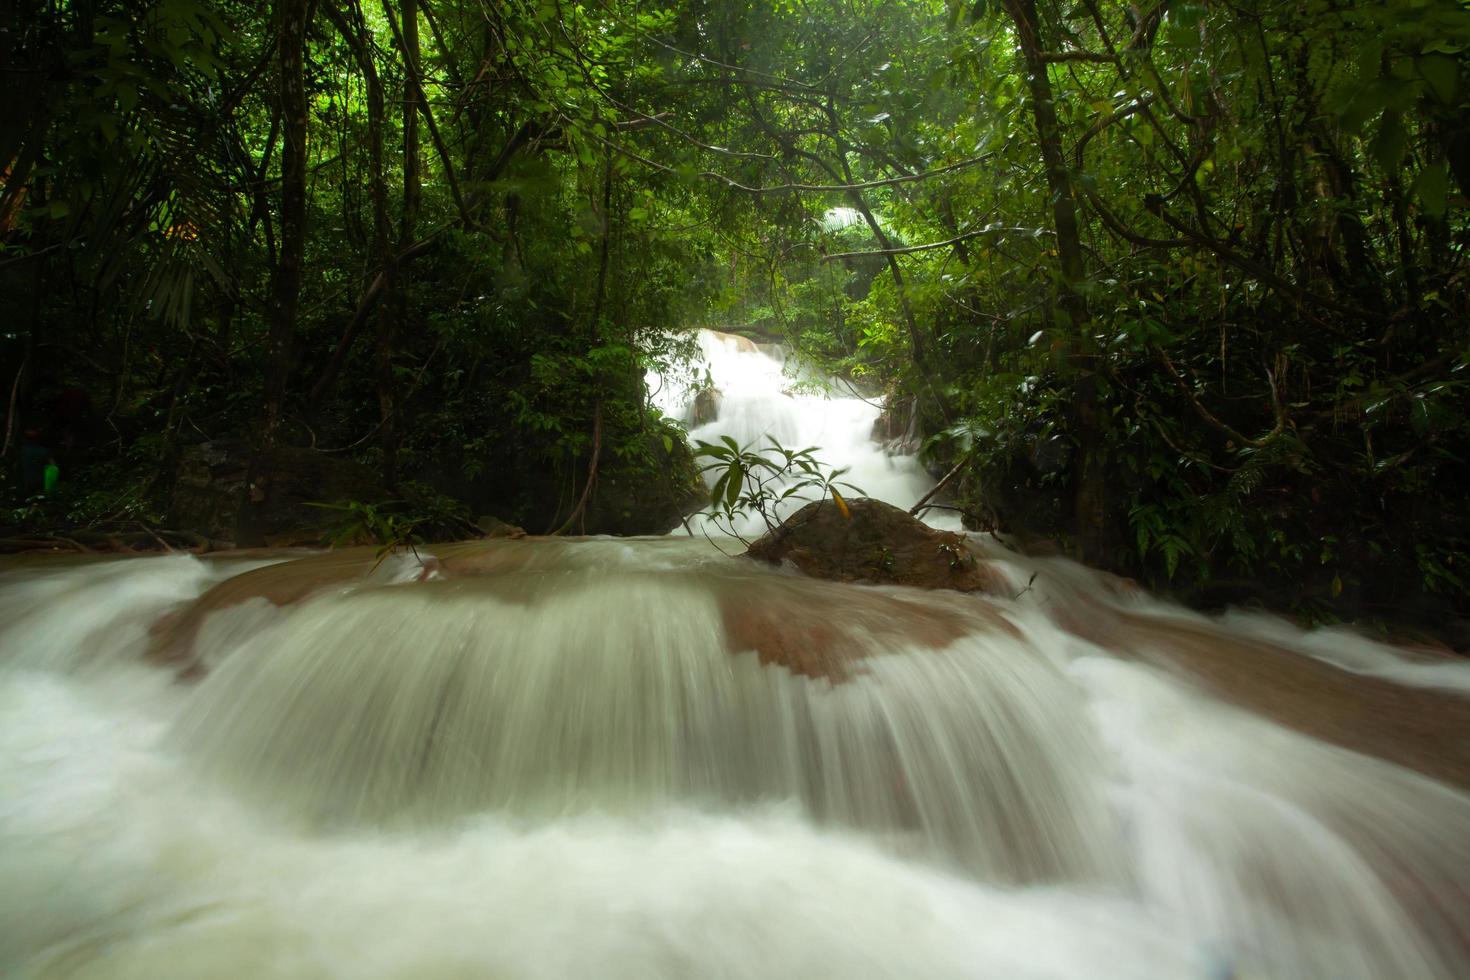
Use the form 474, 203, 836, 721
4, 0, 1469, 641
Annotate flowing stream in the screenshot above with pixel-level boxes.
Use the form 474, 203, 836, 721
2, 330, 1468, 979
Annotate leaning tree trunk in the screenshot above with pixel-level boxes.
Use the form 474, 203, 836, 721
1002, 0, 1107, 564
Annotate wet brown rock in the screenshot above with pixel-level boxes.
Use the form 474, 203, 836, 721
147, 540, 554, 672
716, 575, 1012, 681
1055, 598, 1470, 792
691, 387, 722, 425
476, 516, 527, 538
706, 329, 759, 352
745, 498, 1001, 594
870, 394, 920, 455
147, 548, 384, 670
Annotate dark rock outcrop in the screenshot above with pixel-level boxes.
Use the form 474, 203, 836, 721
476, 516, 527, 538
172, 441, 389, 545
870, 394, 921, 455
576, 429, 707, 535
690, 387, 721, 425
744, 497, 1000, 593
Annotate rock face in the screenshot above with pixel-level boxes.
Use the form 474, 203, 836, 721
870, 394, 921, 455
690, 387, 721, 426
476, 516, 527, 538
576, 430, 707, 535
745, 497, 1000, 593
173, 441, 390, 544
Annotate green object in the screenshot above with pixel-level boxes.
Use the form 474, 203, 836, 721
43, 463, 60, 492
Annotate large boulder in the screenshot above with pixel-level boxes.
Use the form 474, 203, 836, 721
744, 497, 1000, 593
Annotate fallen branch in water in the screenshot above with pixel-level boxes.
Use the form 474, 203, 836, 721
909, 452, 973, 517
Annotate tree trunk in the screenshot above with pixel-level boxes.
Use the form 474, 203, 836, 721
1002, 0, 1107, 564
379, 0, 423, 488
242, 0, 309, 543
329, 0, 396, 486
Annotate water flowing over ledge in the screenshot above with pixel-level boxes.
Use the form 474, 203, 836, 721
2, 332, 1468, 980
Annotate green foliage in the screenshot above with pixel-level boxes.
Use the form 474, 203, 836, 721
309, 499, 422, 556
3, 0, 1467, 633
694, 437, 862, 537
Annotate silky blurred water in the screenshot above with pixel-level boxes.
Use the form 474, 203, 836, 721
1, 332, 1467, 979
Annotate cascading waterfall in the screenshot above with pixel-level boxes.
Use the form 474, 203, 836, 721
2, 329, 1468, 980
649, 330, 943, 536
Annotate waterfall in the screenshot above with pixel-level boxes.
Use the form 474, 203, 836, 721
1, 330, 1468, 979
649, 329, 944, 536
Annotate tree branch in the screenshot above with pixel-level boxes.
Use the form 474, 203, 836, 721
820, 227, 1039, 261
1039, 49, 1117, 64
1146, 198, 1373, 322
308, 234, 437, 405
1154, 344, 1286, 449
552, 400, 602, 535
381, 0, 472, 227
581, 127, 995, 194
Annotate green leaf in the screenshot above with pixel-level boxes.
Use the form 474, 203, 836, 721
1372, 113, 1408, 170
1162, 536, 1184, 580
1413, 162, 1450, 219
1338, 82, 1387, 133
711, 471, 730, 508
724, 462, 743, 509
1418, 54, 1461, 104
1411, 394, 1432, 436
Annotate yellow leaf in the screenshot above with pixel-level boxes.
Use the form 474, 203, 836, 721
832, 489, 851, 520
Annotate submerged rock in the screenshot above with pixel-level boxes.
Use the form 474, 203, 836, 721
744, 497, 1000, 593
717, 578, 1012, 681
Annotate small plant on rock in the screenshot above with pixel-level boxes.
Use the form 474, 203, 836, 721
308, 500, 423, 567
693, 436, 862, 540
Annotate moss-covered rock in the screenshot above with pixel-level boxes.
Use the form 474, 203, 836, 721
745, 497, 1000, 593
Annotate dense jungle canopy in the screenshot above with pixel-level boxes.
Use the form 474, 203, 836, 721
3, 0, 1469, 637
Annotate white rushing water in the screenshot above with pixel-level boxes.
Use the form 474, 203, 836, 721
649, 330, 944, 537
2, 330, 1469, 979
